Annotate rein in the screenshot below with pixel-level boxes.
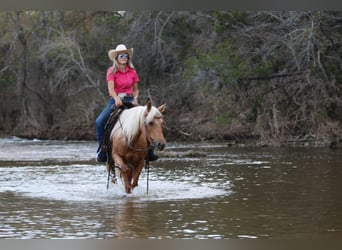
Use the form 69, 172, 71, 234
128, 143, 153, 152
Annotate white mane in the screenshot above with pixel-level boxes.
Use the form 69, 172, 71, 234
111, 104, 162, 145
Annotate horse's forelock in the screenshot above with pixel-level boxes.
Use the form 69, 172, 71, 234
145, 106, 162, 124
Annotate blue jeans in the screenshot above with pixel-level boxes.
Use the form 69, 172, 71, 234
95, 97, 133, 154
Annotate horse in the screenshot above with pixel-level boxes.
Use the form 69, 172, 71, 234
106, 100, 166, 194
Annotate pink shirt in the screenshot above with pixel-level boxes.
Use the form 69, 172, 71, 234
106, 66, 139, 94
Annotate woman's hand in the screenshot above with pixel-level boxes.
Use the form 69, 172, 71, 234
114, 96, 122, 106
132, 96, 139, 105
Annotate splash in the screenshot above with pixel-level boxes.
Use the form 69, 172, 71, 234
0, 164, 229, 203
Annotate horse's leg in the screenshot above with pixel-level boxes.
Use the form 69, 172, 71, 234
112, 154, 132, 193
131, 159, 146, 189
125, 171, 132, 193
112, 154, 128, 172
126, 168, 133, 193
118, 168, 132, 194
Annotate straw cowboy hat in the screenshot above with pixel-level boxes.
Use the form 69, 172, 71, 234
108, 44, 134, 61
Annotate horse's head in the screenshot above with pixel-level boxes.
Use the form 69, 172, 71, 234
144, 100, 166, 151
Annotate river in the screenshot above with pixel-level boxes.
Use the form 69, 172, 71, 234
0, 137, 341, 239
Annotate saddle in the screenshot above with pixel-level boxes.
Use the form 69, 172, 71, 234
100, 102, 137, 164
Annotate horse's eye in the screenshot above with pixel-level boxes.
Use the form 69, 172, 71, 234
148, 121, 154, 126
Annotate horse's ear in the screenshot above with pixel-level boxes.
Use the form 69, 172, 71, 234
144, 97, 151, 105
158, 103, 166, 113
146, 100, 152, 113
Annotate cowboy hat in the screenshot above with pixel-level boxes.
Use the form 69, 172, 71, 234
108, 44, 133, 61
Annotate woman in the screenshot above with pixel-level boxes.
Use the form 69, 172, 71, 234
95, 44, 158, 162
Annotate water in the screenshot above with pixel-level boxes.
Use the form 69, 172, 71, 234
0, 137, 341, 239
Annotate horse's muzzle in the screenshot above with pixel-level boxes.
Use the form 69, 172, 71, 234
157, 143, 165, 151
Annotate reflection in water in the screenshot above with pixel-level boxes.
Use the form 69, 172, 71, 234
0, 137, 342, 239
112, 201, 149, 238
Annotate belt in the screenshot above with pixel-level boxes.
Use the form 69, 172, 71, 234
118, 93, 133, 98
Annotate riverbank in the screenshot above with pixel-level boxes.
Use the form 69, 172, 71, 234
1, 131, 340, 149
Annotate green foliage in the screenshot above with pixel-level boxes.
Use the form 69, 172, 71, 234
216, 112, 235, 126
213, 11, 249, 35
93, 12, 122, 26
182, 56, 200, 81
168, 15, 201, 58
183, 40, 274, 88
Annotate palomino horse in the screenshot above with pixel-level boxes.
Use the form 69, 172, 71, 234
107, 100, 166, 194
